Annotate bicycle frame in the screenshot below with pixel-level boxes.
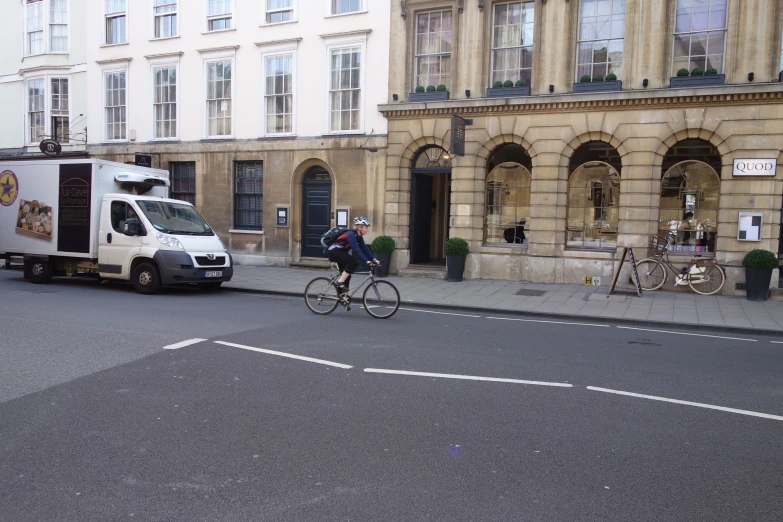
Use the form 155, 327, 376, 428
647, 233, 716, 286
323, 266, 381, 304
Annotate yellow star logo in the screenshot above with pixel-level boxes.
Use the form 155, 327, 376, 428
0, 170, 18, 207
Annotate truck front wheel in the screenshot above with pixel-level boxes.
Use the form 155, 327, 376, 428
132, 262, 162, 295
28, 260, 53, 284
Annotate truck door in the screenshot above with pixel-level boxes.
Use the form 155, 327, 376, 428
98, 200, 143, 279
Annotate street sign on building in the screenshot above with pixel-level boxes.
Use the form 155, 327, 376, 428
135, 154, 152, 168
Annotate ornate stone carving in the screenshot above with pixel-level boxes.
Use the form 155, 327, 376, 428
457, 0, 464, 13
400, 0, 407, 19
478, 0, 484, 11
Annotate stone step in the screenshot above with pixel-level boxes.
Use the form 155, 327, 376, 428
291, 259, 331, 270
397, 267, 447, 279
769, 288, 783, 300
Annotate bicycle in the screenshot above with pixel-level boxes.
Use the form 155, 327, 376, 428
635, 231, 726, 295
304, 263, 401, 319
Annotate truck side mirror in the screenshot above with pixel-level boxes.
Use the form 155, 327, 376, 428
123, 218, 144, 237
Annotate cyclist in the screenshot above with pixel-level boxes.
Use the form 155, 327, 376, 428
327, 216, 379, 293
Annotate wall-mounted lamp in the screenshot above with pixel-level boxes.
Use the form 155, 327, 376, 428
392, 93, 398, 101
549, 84, 554, 93
748, 72, 755, 82
465, 89, 471, 98
642, 78, 649, 88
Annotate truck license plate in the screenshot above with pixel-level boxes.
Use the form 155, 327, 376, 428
205, 271, 222, 278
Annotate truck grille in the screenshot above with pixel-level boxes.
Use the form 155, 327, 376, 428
195, 256, 226, 266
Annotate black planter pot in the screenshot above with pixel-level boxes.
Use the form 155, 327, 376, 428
374, 251, 391, 277
669, 74, 725, 88
409, 91, 449, 102
745, 267, 772, 301
573, 80, 622, 93
446, 255, 466, 282
486, 86, 531, 98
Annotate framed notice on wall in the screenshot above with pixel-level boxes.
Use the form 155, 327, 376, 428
737, 212, 763, 241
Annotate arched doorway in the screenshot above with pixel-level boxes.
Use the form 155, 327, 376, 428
301, 166, 332, 258
410, 145, 452, 264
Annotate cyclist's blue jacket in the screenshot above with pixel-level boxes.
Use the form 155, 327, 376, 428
328, 230, 373, 264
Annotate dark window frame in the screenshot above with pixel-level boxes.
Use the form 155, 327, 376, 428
170, 161, 196, 205
233, 161, 263, 230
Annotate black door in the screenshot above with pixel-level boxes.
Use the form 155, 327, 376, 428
410, 173, 433, 264
302, 179, 332, 258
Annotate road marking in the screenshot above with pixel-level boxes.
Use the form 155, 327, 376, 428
616, 326, 757, 342
770, 341, 783, 344
364, 368, 573, 387
400, 308, 481, 318
214, 341, 353, 369
163, 338, 207, 350
586, 386, 783, 422
487, 317, 610, 328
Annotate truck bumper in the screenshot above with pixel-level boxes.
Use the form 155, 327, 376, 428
153, 251, 234, 285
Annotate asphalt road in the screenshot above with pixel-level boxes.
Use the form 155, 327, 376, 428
1, 269, 782, 522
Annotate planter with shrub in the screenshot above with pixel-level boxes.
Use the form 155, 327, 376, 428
573, 72, 622, 93
409, 84, 450, 102
444, 237, 469, 282
370, 235, 395, 278
742, 249, 778, 301
486, 79, 530, 98
670, 67, 725, 88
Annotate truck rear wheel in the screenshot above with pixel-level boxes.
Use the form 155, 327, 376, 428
132, 262, 161, 295
28, 259, 53, 284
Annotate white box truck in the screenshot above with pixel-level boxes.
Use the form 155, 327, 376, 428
0, 158, 232, 294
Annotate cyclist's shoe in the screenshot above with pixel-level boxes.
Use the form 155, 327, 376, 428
333, 281, 348, 294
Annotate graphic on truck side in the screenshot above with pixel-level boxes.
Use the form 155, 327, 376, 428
15, 199, 53, 241
0, 170, 18, 207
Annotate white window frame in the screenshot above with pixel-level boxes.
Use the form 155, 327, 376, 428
671, 0, 728, 76
202, 51, 236, 139
103, 67, 129, 143
327, 0, 366, 17
25, 77, 46, 145
260, 44, 297, 137
105, 0, 128, 46
22, 74, 70, 146
205, 0, 234, 32
414, 9, 454, 91
575, 0, 624, 82
152, 0, 178, 39
50, 76, 70, 143
262, 0, 296, 25
149, 57, 180, 141
324, 36, 366, 135
22, 0, 70, 56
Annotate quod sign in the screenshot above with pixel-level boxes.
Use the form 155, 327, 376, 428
732, 158, 776, 177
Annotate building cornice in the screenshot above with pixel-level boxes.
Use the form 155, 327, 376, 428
255, 37, 302, 48
197, 45, 239, 54
18, 64, 72, 75
144, 51, 184, 60
95, 57, 132, 65
319, 29, 372, 39
379, 84, 783, 118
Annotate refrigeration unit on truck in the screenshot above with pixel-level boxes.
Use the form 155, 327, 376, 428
0, 158, 233, 294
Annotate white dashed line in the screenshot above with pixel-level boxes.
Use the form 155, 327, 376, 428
163, 338, 207, 350
364, 368, 573, 387
615, 326, 757, 342
214, 341, 353, 369
400, 308, 481, 318
770, 341, 783, 344
487, 317, 610, 327
586, 386, 783, 422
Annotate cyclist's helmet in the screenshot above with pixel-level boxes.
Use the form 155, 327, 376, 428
353, 216, 370, 226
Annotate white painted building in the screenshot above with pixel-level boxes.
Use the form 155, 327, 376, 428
0, 0, 87, 156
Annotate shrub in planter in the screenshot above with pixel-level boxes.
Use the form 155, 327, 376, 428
677, 68, 690, 77
515, 80, 526, 87
691, 67, 704, 76
503, 80, 514, 88
592, 73, 604, 82
742, 249, 778, 301
436, 84, 447, 91
370, 236, 395, 277
493, 81, 503, 88
705, 67, 718, 75
415, 85, 425, 93
580, 74, 592, 83
605, 73, 617, 81
444, 237, 469, 282
426, 85, 436, 92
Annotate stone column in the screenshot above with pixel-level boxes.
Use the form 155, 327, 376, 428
617, 144, 663, 251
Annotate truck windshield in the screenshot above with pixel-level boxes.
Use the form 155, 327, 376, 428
136, 200, 214, 235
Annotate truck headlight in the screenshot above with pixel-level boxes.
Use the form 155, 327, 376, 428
156, 232, 183, 249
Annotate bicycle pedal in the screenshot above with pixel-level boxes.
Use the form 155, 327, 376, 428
346, 306, 352, 311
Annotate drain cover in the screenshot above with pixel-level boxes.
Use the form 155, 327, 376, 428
515, 288, 546, 296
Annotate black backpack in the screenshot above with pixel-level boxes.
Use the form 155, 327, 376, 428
321, 226, 348, 249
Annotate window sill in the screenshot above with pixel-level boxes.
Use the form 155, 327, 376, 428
325, 10, 368, 19
324, 130, 364, 136
230, 229, 264, 235
150, 35, 181, 42
101, 140, 130, 144
479, 244, 528, 255
263, 132, 297, 138
563, 249, 616, 259
152, 138, 180, 142
101, 42, 130, 48
203, 135, 235, 140
260, 20, 298, 27
202, 28, 236, 35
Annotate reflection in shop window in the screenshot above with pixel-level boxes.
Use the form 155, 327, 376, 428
659, 161, 719, 253
567, 161, 620, 250
485, 162, 530, 245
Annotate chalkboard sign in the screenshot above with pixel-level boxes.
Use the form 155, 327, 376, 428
609, 247, 643, 297
628, 247, 643, 297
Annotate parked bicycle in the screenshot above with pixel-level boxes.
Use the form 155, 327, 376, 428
635, 231, 726, 295
304, 263, 400, 319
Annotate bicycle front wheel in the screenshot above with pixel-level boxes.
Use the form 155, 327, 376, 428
688, 263, 725, 296
635, 259, 667, 291
363, 280, 400, 319
304, 277, 340, 315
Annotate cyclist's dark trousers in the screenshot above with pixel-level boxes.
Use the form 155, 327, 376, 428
328, 251, 357, 280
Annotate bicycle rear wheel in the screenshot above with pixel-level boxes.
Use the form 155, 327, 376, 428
304, 277, 340, 315
688, 263, 725, 296
363, 280, 400, 319
635, 259, 667, 291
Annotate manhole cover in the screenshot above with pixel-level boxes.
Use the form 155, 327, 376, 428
516, 289, 546, 296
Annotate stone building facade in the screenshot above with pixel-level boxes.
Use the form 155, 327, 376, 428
382, 0, 783, 293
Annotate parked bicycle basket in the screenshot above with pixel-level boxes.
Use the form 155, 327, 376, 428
648, 235, 668, 257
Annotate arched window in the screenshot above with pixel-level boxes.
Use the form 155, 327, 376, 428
659, 161, 720, 253
567, 161, 620, 250
412, 145, 451, 169
303, 166, 331, 181
485, 162, 531, 244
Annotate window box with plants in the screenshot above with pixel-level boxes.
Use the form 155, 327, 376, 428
409, 84, 450, 102
370, 235, 395, 278
742, 249, 777, 301
670, 67, 725, 88
486, 80, 530, 98
445, 237, 469, 282
573, 73, 622, 93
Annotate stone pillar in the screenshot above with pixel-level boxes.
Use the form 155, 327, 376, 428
630, 0, 669, 89
617, 145, 662, 251
727, 0, 780, 84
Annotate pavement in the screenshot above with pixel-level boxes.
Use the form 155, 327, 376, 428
226, 265, 783, 336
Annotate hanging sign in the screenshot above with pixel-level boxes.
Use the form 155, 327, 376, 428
449, 114, 473, 157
